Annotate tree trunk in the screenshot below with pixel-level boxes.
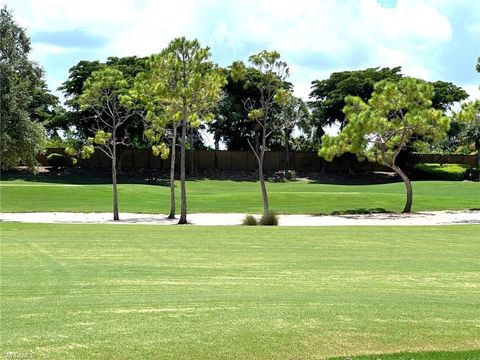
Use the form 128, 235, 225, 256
254, 130, 260, 172
112, 145, 119, 221
476, 146, 480, 180
392, 164, 413, 213
285, 129, 290, 172
116, 146, 124, 174
214, 140, 219, 169
258, 150, 269, 215
168, 125, 177, 219
259, 121, 269, 215
189, 127, 194, 177
178, 118, 187, 224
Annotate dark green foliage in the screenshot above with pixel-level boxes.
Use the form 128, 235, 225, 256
309, 67, 467, 150
0, 6, 58, 170
430, 80, 468, 111
208, 66, 293, 151
309, 67, 402, 131
412, 163, 470, 181
59, 56, 149, 149
242, 214, 258, 225
46, 153, 66, 167
259, 210, 279, 225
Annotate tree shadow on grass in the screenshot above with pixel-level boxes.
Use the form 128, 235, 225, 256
312, 208, 393, 216
1, 168, 173, 186
331, 207, 393, 215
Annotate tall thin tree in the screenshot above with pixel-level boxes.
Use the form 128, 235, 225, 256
231, 50, 290, 215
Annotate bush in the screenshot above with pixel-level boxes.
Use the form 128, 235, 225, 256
412, 163, 470, 181
468, 167, 480, 181
242, 215, 258, 226
46, 153, 66, 167
259, 211, 279, 226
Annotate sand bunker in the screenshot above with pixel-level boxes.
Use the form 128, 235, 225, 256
1, 210, 479, 226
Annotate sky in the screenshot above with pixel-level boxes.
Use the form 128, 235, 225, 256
3, 0, 480, 102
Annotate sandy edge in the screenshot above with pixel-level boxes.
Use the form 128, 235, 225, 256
1, 211, 479, 226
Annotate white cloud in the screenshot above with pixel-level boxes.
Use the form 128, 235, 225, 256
2, 0, 475, 100
464, 85, 480, 101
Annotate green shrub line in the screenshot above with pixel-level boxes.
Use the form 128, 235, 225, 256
411, 163, 471, 181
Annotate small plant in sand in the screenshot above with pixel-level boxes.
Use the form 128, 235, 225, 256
242, 215, 258, 226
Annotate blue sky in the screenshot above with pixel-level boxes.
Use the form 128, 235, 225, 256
4, 0, 480, 101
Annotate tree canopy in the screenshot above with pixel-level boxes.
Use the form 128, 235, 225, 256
143, 37, 225, 223
309, 67, 468, 143
319, 78, 450, 213
0, 6, 58, 170
59, 56, 148, 149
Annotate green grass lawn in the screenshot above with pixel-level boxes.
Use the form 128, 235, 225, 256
1, 176, 479, 214
1, 223, 479, 359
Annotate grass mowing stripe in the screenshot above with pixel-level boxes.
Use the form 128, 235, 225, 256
1, 223, 479, 359
1, 178, 479, 213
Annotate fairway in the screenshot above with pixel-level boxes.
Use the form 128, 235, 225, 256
1, 177, 479, 214
1, 223, 479, 359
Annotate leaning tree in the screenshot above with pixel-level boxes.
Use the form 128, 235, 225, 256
319, 78, 450, 213
454, 100, 480, 171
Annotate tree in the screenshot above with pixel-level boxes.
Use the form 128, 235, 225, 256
309, 67, 467, 143
454, 100, 480, 169
309, 67, 403, 134
66, 66, 145, 220
209, 67, 262, 151
146, 37, 224, 224
59, 57, 148, 171
430, 80, 469, 111
209, 66, 293, 152
319, 78, 449, 213
0, 7, 57, 170
133, 59, 177, 219
231, 50, 290, 215
277, 95, 309, 172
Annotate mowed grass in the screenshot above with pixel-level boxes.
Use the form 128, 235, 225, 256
1, 176, 479, 213
1, 223, 479, 359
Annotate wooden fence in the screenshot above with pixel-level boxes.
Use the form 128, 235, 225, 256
38, 148, 477, 172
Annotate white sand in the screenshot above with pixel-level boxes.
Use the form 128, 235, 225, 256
1, 210, 479, 226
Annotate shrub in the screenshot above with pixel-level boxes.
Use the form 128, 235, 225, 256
46, 153, 66, 167
242, 215, 258, 226
259, 211, 279, 226
412, 163, 470, 181
468, 167, 480, 181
